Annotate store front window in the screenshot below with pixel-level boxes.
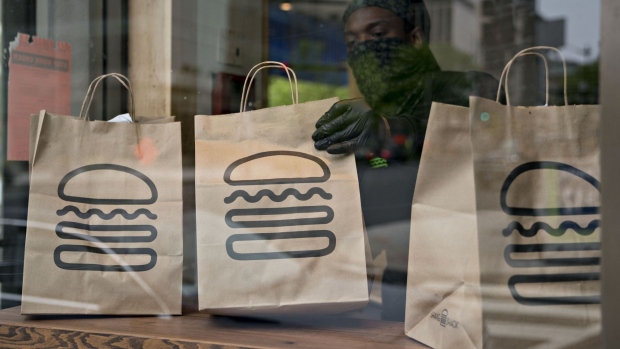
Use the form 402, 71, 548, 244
0, 0, 611, 347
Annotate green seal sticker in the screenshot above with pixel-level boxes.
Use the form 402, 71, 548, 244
480, 112, 490, 122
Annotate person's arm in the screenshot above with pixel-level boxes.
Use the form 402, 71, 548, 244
312, 98, 421, 160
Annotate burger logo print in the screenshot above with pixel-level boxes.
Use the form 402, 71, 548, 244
500, 161, 600, 305
54, 164, 158, 272
222, 151, 336, 260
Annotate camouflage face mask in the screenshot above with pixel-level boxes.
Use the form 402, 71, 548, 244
347, 37, 439, 116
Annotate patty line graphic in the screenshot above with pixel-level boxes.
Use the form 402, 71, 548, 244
56, 221, 157, 243
56, 206, 157, 220
54, 245, 157, 272
226, 230, 337, 260
508, 273, 600, 305
504, 242, 601, 268
502, 220, 600, 237
224, 187, 332, 204
225, 206, 334, 228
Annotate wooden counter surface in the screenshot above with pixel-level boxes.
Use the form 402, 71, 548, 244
0, 307, 427, 348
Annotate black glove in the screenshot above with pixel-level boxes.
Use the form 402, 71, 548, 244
312, 99, 386, 156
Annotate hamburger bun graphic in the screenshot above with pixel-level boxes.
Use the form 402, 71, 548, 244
54, 164, 158, 272
500, 161, 600, 305
223, 151, 335, 260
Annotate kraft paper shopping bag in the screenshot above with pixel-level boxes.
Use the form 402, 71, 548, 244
195, 62, 368, 315
29, 111, 176, 175
471, 47, 601, 348
404, 51, 549, 349
404, 103, 483, 349
22, 74, 183, 315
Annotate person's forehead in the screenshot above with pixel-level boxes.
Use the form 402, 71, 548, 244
344, 6, 403, 33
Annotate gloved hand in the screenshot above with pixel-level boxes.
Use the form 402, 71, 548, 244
312, 99, 386, 156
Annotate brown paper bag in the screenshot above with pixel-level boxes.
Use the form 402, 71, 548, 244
470, 47, 601, 347
404, 52, 552, 349
195, 62, 368, 315
22, 74, 183, 315
405, 103, 483, 348
29, 111, 176, 174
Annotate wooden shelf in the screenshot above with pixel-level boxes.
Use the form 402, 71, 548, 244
0, 306, 426, 348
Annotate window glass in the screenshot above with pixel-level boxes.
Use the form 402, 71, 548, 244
0, 0, 604, 347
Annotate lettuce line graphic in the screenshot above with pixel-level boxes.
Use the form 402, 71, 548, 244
504, 242, 601, 268
500, 161, 600, 216
502, 220, 600, 237
56, 206, 157, 220
508, 273, 600, 305
224, 187, 333, 204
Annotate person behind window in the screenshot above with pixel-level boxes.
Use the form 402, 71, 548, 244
312, 0, 501, 321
